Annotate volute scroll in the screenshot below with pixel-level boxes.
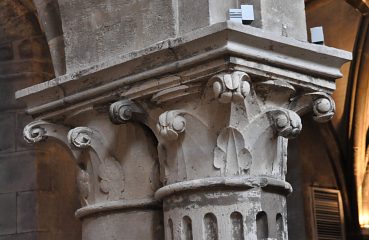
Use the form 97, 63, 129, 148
289, 92, 336, 122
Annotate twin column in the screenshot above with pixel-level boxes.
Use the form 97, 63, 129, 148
23, 71, 335, 240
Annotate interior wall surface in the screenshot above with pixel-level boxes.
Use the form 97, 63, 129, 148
0, 1, 81, 239
287, 0, 362, 239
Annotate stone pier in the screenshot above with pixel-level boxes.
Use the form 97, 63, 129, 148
16, 1, 350, 239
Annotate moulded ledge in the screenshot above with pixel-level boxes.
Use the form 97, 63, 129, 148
15, 21, 351, 118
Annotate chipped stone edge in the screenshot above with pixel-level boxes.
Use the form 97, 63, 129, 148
154, 176, 293, 200
75, 198, 161, 219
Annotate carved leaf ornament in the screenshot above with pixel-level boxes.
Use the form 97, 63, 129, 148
212, 71, 251, 103
214, 127, 252, 175
68, 127, 124, 201
98, 158, 125, 199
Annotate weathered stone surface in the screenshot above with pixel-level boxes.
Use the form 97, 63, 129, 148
82, 210, 163, 240
178, 0, 238, 35
0, 43, 13, 61
17, 191, 38, 233
17, 1, 352, 239
0, 112, 16, 153
0, 151, 37, 193
15, 112, 35, 151
0, 193, 16, 235
242, 0, 307, 40
15, 22, 350, 116
59, 0, 177, 73
0, 232, 50, 240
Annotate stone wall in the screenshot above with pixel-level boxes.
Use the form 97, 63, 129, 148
0, 1, 80, 239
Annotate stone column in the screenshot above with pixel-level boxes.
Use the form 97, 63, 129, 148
17, 1, 351, 239
128, 72, 334, 240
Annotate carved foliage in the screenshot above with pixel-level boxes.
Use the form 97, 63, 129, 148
211, 71, 251, 103
77, 169, 90, 206
214, 127, 252, 175
68, 127, 124, 201
157, 110, 186, 141
268, 109, 302, 139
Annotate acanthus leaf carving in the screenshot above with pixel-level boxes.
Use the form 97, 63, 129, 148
289, 92, 335, 123
213, 127, 252, 176
211, 71, 250, 103
267, 108, 302, 139
157, 110, 186, 141
77, 169, 90, 206
98, 158, 125, 199
67, 127, 124, 201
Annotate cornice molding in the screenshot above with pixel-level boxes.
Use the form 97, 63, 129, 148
15, 21, 351, 118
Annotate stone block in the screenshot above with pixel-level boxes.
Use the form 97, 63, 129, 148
0, 151, 37, 193
0, 193, 16, 235
18, 39, 33, 59
82, 210, 163, 240
208, 0, 238, 24
178, 0, 209, 34
59, 0, 176, 73
0, 112, 16, 153
0, 12, 41, 44
0, 43, 14, 62
0, 72, 51, 111
0, 232, 49, 240
0, 82, 23, 111
16, 191, 38, 233
13, 36, 51, 60
241, 0, 307, 41
178, 0, 238, 35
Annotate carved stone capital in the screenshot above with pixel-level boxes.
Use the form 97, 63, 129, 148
211, 71, 251, 103
157, 110, 186, 141
213, 127, 252, 176
109, 99, 146, 124
67, 126, 124, 202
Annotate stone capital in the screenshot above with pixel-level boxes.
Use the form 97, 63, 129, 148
18, 19, 351, 240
